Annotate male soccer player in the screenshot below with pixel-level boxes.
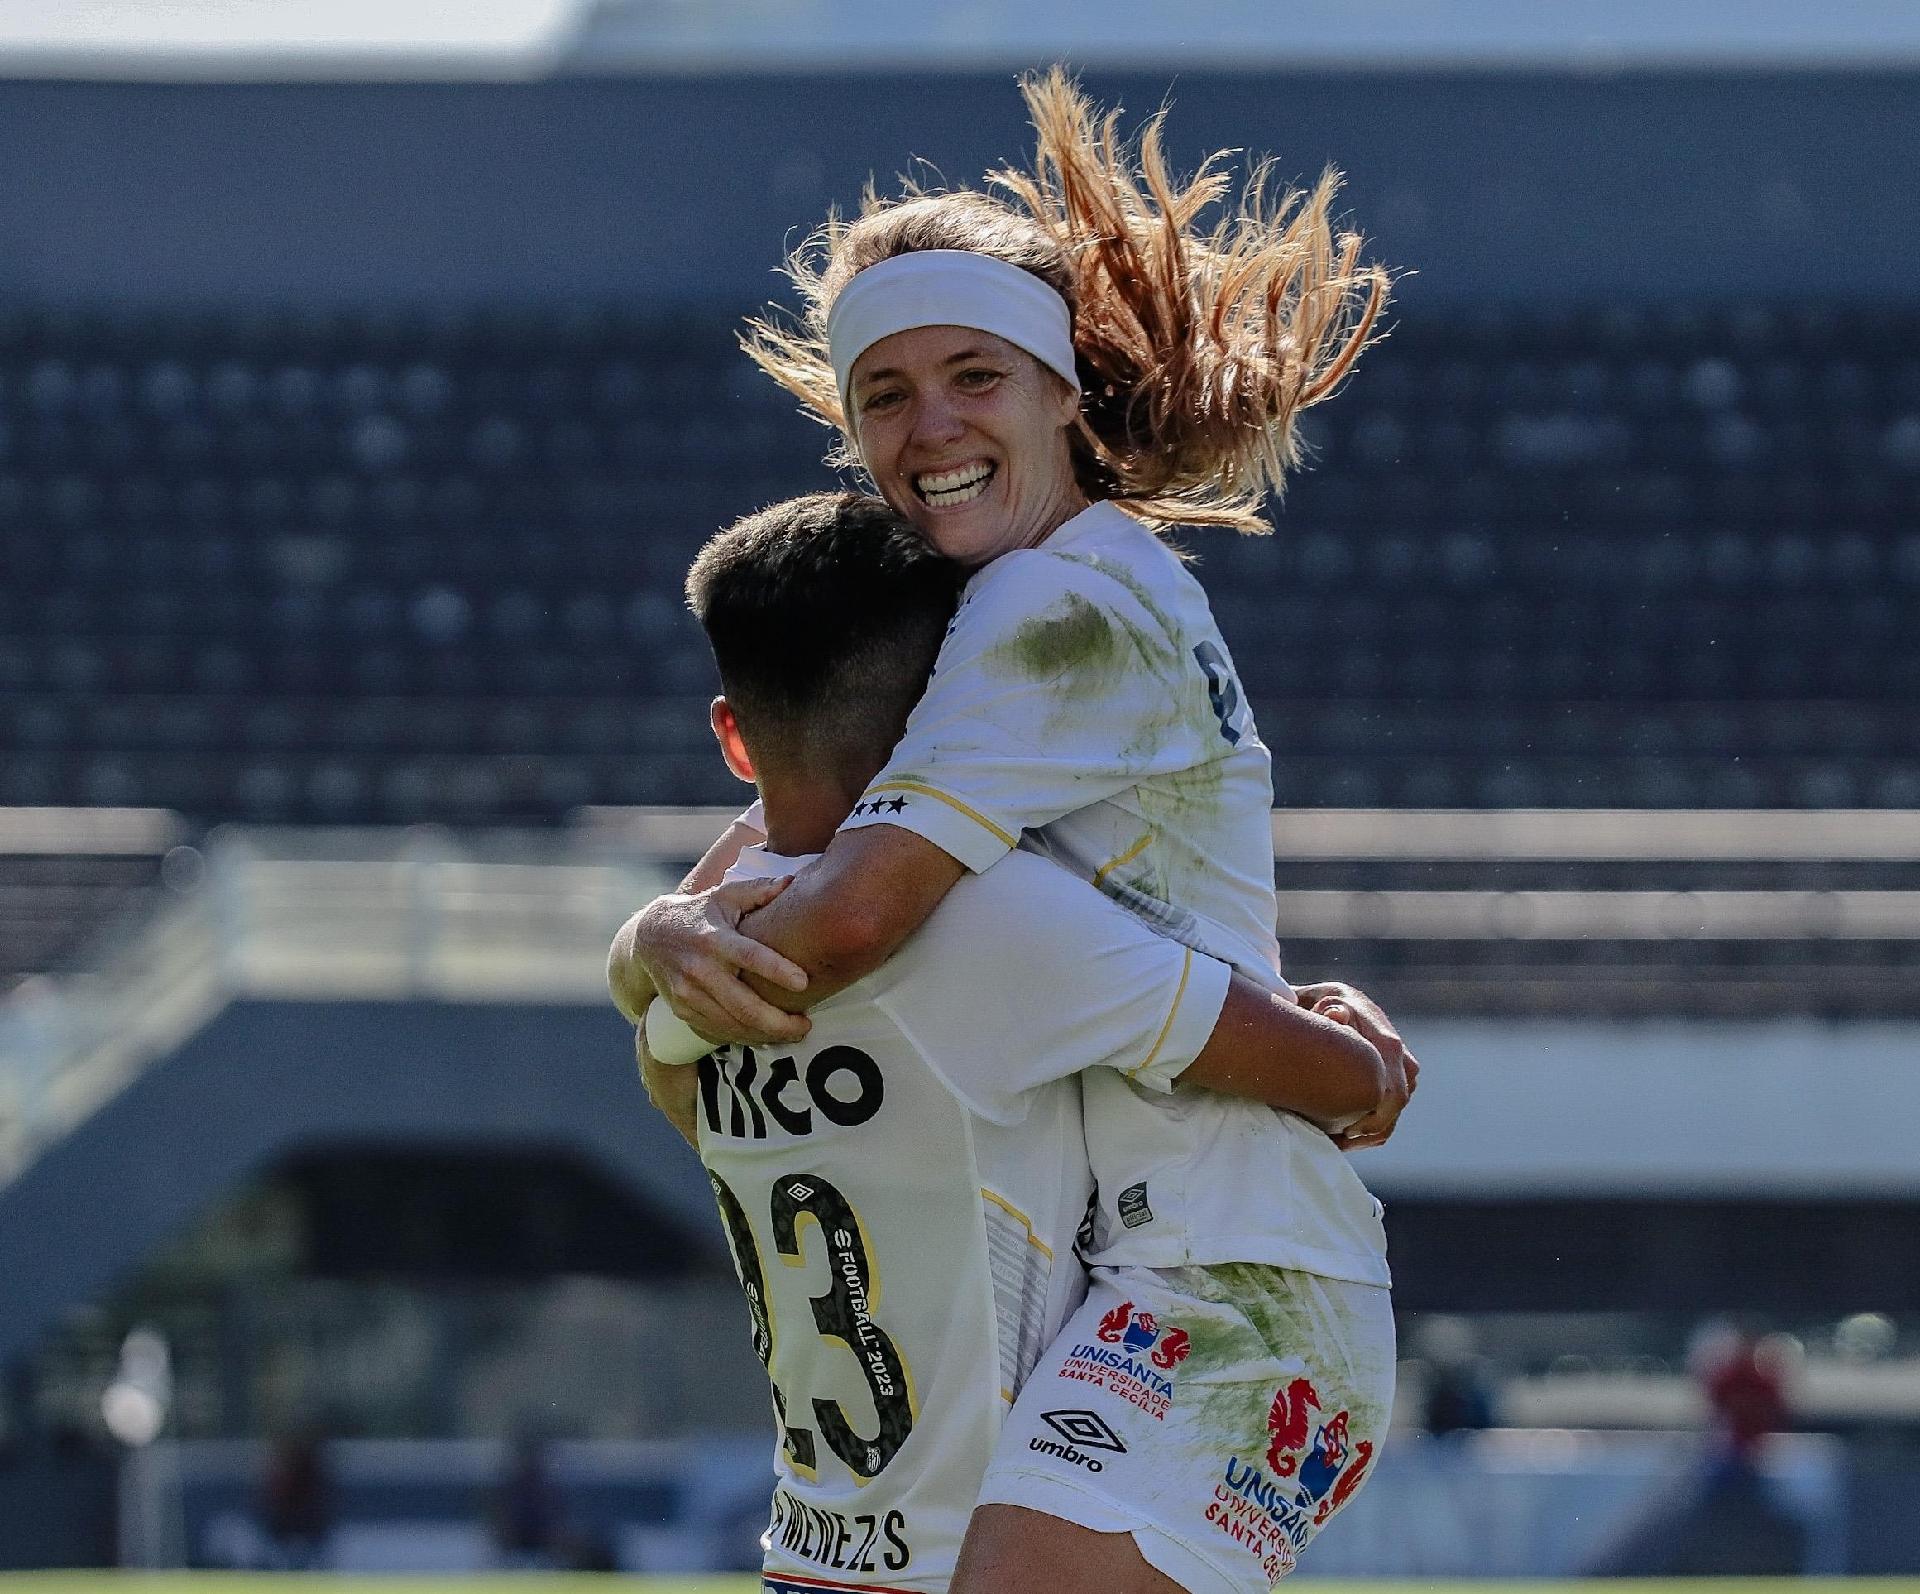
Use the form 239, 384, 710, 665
634, 493, 1391, 1593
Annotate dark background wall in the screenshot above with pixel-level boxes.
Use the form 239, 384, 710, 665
0, 999, 712, 1375
0, 72, 1914, 312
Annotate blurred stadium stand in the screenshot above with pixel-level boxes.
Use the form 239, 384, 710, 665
0, 52, 1917, 1573
1, 302, 1918, 825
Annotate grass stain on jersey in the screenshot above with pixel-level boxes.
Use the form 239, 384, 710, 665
994, 592, 1128, 684
982, 558, 1265, 939
1111, 735, 1240, 920
986, 586, 1179, 753
1075, 552, 1184, 656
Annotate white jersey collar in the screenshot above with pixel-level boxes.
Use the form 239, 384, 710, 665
1035, 498, 1132, 555
729, 842, 821, 881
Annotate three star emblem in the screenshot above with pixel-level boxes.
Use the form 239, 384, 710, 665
850, 794, 911, 817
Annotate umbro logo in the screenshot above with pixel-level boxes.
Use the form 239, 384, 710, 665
1041, 1409, 1127, 1453
1030, 1409, 1126, 1474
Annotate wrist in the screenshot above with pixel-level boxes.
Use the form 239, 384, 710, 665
645, 997, 715, 1066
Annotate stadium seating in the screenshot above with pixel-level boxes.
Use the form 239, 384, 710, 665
1, 301, 1916, 824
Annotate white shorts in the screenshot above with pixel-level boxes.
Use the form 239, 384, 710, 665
977, 1262, 1395, 1592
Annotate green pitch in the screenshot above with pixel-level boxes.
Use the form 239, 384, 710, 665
4, 1580, 1920, 1594
1, 1581, 750, 1594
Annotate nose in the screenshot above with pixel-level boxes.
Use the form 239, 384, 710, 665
910, 388, 966, 448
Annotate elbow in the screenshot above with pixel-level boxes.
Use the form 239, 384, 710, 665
807, 899, 901, 988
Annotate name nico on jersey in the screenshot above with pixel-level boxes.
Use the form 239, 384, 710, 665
701, 1044, 885, 1139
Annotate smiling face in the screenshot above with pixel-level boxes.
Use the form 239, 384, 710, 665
846, 324, 1088, 568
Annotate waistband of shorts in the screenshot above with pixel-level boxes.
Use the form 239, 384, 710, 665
1084, 1234, 1391, 1288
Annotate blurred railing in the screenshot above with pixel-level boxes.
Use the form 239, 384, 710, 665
578, 803, 1920, 862
0, 819, 679, 1185
206, 825, 676, 1000
585, 806, 1920, 1016
6, 802, 1919, 1182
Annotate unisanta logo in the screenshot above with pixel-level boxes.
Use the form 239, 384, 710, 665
1260, 1377, 1374, 1526
1095, 1300, 1192, 1371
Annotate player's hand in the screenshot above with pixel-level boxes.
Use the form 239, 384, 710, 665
1296, 982, 1417, 1151
607, 877, 811, 1044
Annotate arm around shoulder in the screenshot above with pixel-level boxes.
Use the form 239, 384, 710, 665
734, 823, 966, 1010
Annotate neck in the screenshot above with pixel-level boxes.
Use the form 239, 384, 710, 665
1018, 483, 1092, 555
753, 762, 877, 859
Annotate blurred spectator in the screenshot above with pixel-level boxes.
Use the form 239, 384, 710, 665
1415, 1315, 1496, 1436
257, 1428, 333, 1569
1587, 1321, 1807, 1575
1697, 1322, 1790, 1476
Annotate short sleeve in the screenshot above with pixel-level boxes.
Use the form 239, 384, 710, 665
870, 851, 1233, 1124
837, 552, 1218, 871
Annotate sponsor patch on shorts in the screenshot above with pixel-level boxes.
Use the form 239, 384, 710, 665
1199, 1372, 1377, 1581
1051, 1298, 1190, 1420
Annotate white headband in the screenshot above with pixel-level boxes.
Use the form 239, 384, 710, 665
827, 250, 1081, 426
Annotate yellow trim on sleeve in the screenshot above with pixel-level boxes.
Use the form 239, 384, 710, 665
980, 1188, 1054, 1261
1128, 946, 1195, 1079
865, 780, 1018, 849
1093, 829, 1154, 887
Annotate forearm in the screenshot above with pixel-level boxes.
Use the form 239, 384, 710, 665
1181, 975, 1387, 1131
682, 816, 763, 893
734, 824, 965, 1013
638, 1022, 702, 1149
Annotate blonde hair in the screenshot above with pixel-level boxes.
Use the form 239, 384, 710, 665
744, 68, 1389, 533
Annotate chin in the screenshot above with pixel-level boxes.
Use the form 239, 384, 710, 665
934, 497, 1023, 561
925, 521, 1006, 568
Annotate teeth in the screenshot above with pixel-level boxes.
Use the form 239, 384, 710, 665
918, 465, 990, 493
916, 464, 994, 507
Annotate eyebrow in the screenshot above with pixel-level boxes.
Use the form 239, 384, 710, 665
855, 349, 995, 387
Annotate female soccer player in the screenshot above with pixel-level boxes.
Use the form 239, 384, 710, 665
610, 71, 1411, 1592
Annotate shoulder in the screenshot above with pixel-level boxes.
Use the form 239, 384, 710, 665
999, 505, 1208, 631
915, 850, 1137, 954
949, 545, 1183, 686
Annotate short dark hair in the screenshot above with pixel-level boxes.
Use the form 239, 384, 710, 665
686, 492, 964, 762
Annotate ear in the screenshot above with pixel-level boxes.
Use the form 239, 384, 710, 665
1051, 370, 1083, 429
710, 697, 756, 784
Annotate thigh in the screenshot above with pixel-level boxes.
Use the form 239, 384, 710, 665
971, 1263, 1395, 1592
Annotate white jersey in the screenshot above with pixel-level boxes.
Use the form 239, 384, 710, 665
840, 500, 1390, 1288
700, 843, 1230, 1594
